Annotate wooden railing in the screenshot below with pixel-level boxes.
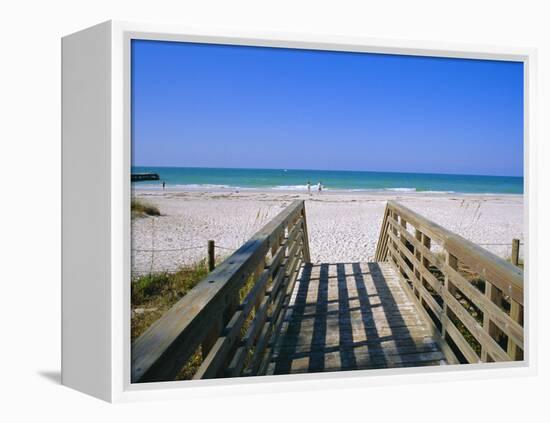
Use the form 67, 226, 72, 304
375, 201, 524, 364
132, 200, 311, 382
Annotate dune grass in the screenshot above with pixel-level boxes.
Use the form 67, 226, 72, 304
131, 199, 160, 218
131, 260, 220, 380
131, 254, 256, 379
131, 260, 209, 342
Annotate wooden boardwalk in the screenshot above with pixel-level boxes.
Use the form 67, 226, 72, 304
267, 262, 447, 375
131, 200, 523, 383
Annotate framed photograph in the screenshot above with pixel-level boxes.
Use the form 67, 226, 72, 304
62, 21, 536, 402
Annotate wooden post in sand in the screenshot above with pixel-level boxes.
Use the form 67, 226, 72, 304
208, 240, 215, 271
511, 238, 520, 267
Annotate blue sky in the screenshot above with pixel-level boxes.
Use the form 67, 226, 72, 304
131, 40, 523, 177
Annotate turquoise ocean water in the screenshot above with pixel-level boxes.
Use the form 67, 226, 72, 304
131, 167, 523, 194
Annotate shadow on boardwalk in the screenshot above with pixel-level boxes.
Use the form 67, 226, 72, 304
269, 262, 446, 375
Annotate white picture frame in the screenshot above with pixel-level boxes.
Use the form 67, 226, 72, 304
61, 20, 538, 403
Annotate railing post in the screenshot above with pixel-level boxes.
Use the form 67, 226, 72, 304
481, 281, 501, 362
507, 300, 523, 360
208, 240, 215, 272
375, 205, 390, 261
421, 234, 431, 269
253, 260, 265, 312
511, 238, 520, 267
391, 211, 399, 261
399, 218, 407, 246
413, 229, 423, 298
442, 252, 457, 340
300, 202, 311, 263
202, 318, 222, 360
399, 217, 410, 271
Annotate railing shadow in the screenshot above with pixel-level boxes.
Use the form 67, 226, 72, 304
308, 263, 329, 371
272, 263, 314, 374
336, 263, 358, 370
273, 262, 442, 374
351, 262, 389, 369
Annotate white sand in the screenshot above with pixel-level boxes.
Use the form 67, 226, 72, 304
131, 189, 524, 275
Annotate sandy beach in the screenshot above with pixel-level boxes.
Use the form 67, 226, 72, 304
131, 189, 524, 275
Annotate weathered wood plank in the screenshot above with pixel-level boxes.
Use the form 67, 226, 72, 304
270, 261, 448, 374
275, 336, 440, 356
275, 350, 446, 374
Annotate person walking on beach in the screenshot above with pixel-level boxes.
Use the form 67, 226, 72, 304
162, 181, 166, 190
317, 181, 322, 194
307, 180, 311, 196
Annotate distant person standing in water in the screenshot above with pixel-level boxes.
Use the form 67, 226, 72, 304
317, 181, 322, 194
307, 180, 311, 195
162, 181, 166, 190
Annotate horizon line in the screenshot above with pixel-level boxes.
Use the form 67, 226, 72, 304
131, 164, 523, 179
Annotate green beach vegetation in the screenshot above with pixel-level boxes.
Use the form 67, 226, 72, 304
131, 198, 160, 218
131, 260, 209, 341
131, 261, 209, 379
